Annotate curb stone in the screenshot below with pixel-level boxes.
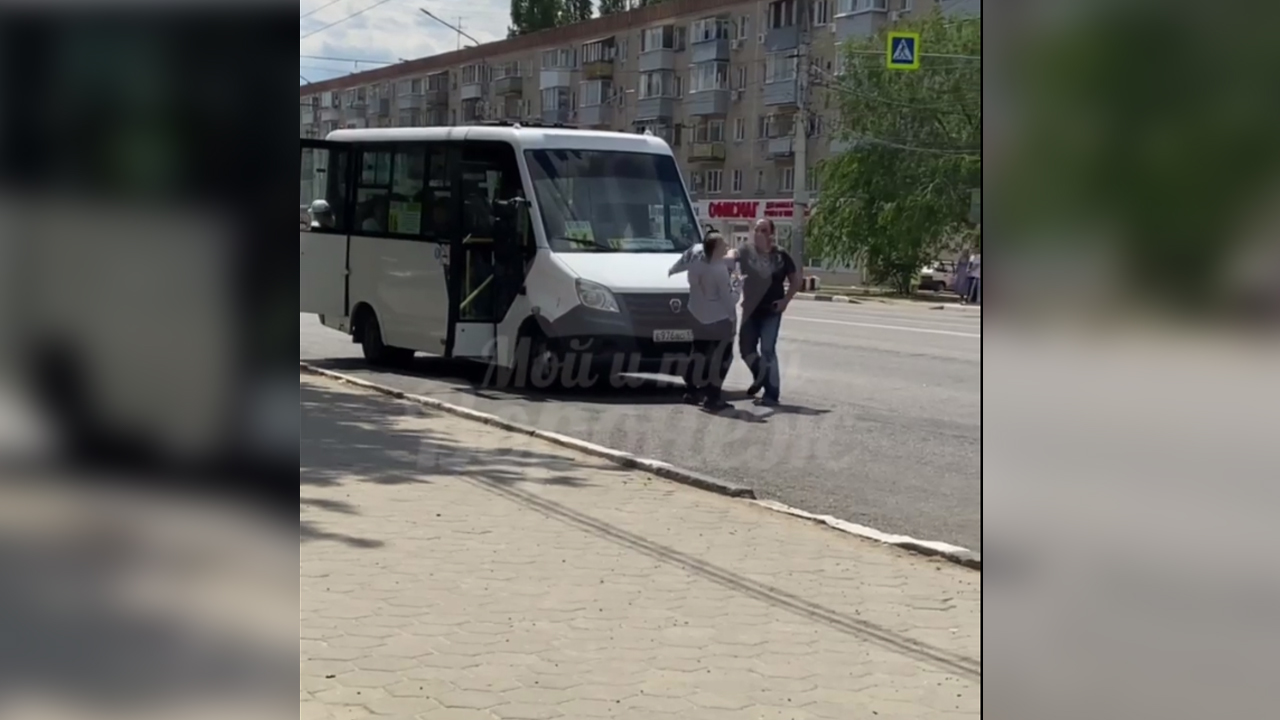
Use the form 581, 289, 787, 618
300, 362, 981, 571
796, 293, 859, 304
300, 362, 756, 499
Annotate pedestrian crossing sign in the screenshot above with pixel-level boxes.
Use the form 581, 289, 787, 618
887, 32, 921, 71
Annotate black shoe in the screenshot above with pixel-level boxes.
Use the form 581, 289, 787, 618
755, 397, 780, 408
682, 392, 704, 405
745, 381, 764, 397
702, 398, 731, 412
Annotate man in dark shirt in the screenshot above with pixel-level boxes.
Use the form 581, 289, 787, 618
737, 219, 801, 406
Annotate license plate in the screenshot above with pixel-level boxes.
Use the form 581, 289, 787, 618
653, 330, 693, 343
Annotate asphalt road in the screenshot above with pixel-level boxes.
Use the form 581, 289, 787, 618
300, 300, 983, 550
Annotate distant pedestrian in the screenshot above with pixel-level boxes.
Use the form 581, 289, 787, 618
966, 252, 982, 305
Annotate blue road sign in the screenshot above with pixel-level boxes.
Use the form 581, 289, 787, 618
887, 32, 921, 71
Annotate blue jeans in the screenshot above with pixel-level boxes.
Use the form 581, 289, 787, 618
739, 312, 783, 401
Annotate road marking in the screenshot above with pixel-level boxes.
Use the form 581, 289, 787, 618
790, 316, 981, 338
796, 309, 982, 331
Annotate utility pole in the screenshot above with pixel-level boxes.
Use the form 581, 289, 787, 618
791, 32, 810, 273
456, 18, 464, 51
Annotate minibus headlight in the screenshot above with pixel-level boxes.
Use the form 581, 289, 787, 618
576, 280, 620, 313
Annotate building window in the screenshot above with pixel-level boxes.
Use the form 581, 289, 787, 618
639, 71, 679, 99
582, 39, 616, 64
732, 170, 743, 193
734, 117, 746, 141
758, 113, 794, 139
838, 0, 888, 14
737, 16, 750, 39
755, 170, 767, 193
542, 87, 571, 111
461, 64, 487, 85
642, 26, 676, 52
807, 171, 821, 194
768, 0, 798, 29
706, 170, 724, 194
807, 114, 825, 136
812, 0, 831, 25
580, 80, 613, 106
690, 62, 729, 93
765, 53, 798, 84
691, 17, 732, 43
693, 120, 725, 143
690, 171, 704, 193
493, 61, 522, 80
541, 47, 576, 69
411, 78, 424, 94
781, 167, 795, 193
736, 66, 748, 89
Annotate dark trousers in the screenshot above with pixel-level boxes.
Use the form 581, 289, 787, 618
739, 312, 783, 401
683, 319, 735, 401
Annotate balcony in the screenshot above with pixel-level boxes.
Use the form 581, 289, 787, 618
941, 0, 982, 17
583, 59, 614, 81
763, 79, 798, 107
686, 89, 729, 117
320, 107, 342, 123
689, 142, 726, 163
834, 5, 888, 42
422, 88, 449, 107
493, 75, 524, 97
765, 136, 794, 158
577, 104, 614, 127
540, 69, 573, 89
460, 82, 485, 101
765, 25, 799, 52
638, 49, 676, 73
542, 107, 572, 125
635, 97, 676, 122
691, 37, 730, 64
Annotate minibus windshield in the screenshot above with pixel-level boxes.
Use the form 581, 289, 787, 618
525, 149, 699, 254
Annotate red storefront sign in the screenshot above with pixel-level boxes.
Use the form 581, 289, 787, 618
703, 200, 812, 221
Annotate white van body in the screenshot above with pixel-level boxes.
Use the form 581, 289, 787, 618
299, 126, 704, 380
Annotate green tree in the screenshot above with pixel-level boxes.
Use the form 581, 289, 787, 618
1000, 9, 1280, 311
598, 0, 625, 14
563, 0, 594, 23
509, 0, 564, 35
809, 12, 981, 294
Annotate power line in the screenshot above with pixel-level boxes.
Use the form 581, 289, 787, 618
300, 0, 346, 20
300, 0, 398, 41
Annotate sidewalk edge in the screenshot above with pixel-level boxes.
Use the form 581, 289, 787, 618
300, 363, 981, 572
751, 500, 982, 571
300, 362, 757, 500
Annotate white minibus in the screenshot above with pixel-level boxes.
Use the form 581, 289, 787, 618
300, 125, 704, 386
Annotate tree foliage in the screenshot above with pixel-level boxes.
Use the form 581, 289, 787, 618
509, 0, 566, 37
1000, 8, 1280, 310
809, 12, 981, 293
563, 0, 594, 24
597, 0, 626, 14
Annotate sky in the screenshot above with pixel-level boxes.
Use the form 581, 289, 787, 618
299, 0, 511, 86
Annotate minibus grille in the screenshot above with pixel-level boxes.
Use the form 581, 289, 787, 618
619, 294, 696, 331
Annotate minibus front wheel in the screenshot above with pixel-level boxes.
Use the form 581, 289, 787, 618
352, 305, 413, 367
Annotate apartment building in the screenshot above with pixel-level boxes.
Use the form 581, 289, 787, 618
299, 0, 978, 250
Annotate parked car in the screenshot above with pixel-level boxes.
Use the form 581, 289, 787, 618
919, 261, 958, 292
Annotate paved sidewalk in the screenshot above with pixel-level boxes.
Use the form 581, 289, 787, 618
300, 373, 981, 720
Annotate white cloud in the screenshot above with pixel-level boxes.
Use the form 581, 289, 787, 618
299, 0, 510, 85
